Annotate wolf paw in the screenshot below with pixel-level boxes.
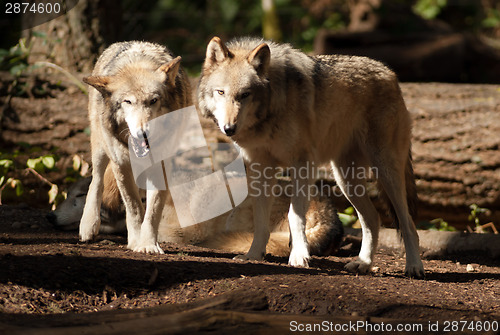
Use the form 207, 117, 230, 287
345, 259, 372, 274
233, 252, 264, 262
288, 248, 310, 267
405, 261, 425, 279
132, 243, 164, 254
79, 221, 100, 242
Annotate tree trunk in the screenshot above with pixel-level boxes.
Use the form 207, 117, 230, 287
22, 0, 122, 73
262, 0, 282, 41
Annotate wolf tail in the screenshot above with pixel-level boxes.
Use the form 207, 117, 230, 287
199, 194, 344, 257
378, 149, 418, 230
303, 193, 344, 256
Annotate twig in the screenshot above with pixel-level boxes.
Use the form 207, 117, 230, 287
0, 182, 8, 205
34, 61, 88, 94
477, 222, 498, 234
25, 167, 54, 187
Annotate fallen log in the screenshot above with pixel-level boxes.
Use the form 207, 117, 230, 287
346, 228, 500, 259
0, 289, 435, 335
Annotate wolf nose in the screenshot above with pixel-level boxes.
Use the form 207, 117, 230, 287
45, 212, 57, 225
223, 124, 237, 136
136, 129, 149, 139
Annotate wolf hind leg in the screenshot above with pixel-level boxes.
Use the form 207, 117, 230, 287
331, 155, 380, 274
371, 151, 424, 278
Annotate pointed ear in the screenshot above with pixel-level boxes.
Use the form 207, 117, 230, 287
83, 76, 112, 95
248, 43, 270, 76
157, 56, 182, 87
205, 36, 231, 68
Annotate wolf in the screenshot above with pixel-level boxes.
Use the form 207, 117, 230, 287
196, 36, 424, 278
80, 41, 191, 253
49, 172, 343, 256
46, 167, 126, 233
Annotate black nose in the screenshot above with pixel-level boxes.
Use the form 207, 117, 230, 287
136, 128, 149, 139
223, 123, 237, 136
46, 212, 57, 225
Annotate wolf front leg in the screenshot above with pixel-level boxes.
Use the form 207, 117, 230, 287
79, 148, 109, 242
134, 189, 167, 254
110, 161, 144, 250
287, 162, 312, 267
234, 163, 275, 261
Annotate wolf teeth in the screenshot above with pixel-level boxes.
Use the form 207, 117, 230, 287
132, 136, 150, 158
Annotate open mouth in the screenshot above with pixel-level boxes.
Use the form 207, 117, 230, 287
130, 133, 150, 158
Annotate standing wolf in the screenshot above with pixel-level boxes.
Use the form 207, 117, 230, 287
197, 36, 424, 278
80, 41, 191, 253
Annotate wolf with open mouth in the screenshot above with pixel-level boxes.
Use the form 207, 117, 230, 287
80, 41, 191, 253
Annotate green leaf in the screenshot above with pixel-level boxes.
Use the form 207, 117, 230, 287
42, 155, 55, 169
48, 184, 58, 204
31, 31, 47, 39
0, 49, 9, 62
338, 213, 357, 227
6, 178, 23, 197
17, 142, 31, 149
27, 157, 45, 173
27, 157, 39, 170
15, 180, 23, 197
0, 159, 13, 169
72, 155, 81, 171
413, 0, 447, 20
9, 63, 28, 76
343, 206, 355, 215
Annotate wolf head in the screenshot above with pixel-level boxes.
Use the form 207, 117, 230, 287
84, 56, 182, 155
46, 177, 92, 230
197, 37, 270, 139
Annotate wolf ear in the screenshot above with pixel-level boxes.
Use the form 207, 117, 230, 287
205, 36, 231, 67
157, 56, 182, 87
248, 43, 270, 76
83, 76, 112, 95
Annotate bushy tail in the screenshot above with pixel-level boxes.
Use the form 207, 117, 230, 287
199, 193, 344, 257
303, 193, 344, 256
102, 164, 122, 211
378, 149, 418, 230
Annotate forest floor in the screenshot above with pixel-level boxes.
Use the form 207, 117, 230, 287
0, 72, 499, 334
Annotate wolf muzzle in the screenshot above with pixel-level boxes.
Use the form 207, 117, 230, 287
130, 129, 150, 158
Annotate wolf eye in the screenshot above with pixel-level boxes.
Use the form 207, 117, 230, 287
150, 98, 158, 105
124, 100, 132, 104
240, 92, 251, 99
216, 90, 225, 96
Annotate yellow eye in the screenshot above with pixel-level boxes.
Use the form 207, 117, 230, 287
216, 90, 225, 96
124, 100, 132, 104
150, 98, 158, 105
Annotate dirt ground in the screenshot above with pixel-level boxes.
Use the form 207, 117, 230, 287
0, 206, 499, 333
0, 71, 499, 333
